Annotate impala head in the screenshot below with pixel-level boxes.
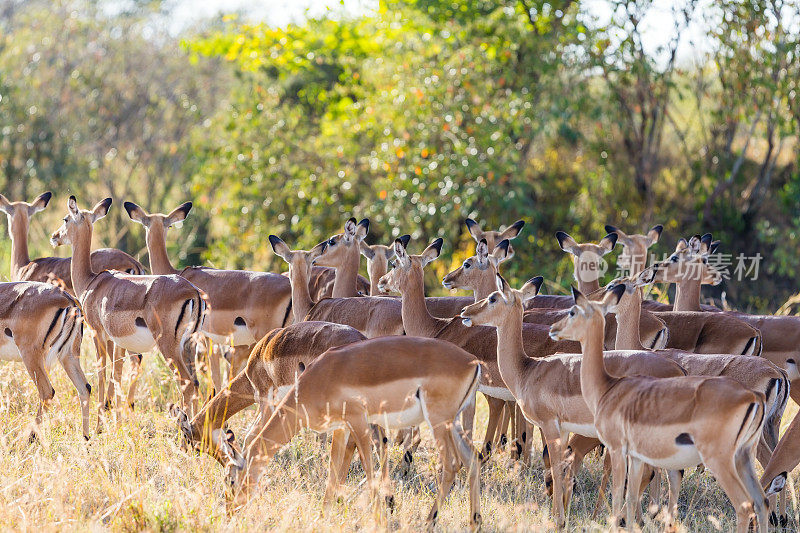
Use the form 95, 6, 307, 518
604, 277, 641, 311
637, 233, 722, 287
556, 231, 617, 287
313, 217, 369, 268
0, 191, 52, 237
50, 196, 112, 247
604, 224, 662, 276
548, 284, 626, 343
124, 200, 192, 240
359, 238, 402, 283
269, 235, 327, 280
460, 275, 543, 327
465, 217, 524, 254
377, 236, 442, 295
442, 238, 511, 292
218, 433, 249, 509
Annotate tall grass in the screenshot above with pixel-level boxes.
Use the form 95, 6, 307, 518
0, 339, 791, 531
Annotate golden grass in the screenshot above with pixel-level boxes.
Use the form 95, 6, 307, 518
0, 341, 795, 532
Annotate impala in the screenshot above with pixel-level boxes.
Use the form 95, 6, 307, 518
359, 239, 398, 296
0, 281, 91, 439
52, 196, 205, 417
460, 276, 686, 529
124, 201, 296, 386
219, 336, 483, 530
549, 286, 769, 532
604, 224, 662, 276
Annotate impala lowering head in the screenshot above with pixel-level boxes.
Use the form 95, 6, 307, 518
464, 217, 524, 253
376, 235, 440, 295
460, 274, 543, 328
313, 217, 369, 268
548, 284, 625, 343
556, 231, 617, 289
0, 191, 52, 236
604, 224, 662, 276
637, 233, 722, 287
50, 196, 112, 247
442, 238, 512, 292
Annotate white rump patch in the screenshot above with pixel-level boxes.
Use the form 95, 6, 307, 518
368, 403, 425, 430
204, 325, 256, 347
561, 422, 598, 438
631, 445, 701, 471
0, 336, 21, 362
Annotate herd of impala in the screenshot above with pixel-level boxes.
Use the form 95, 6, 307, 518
4, 191, 800, 531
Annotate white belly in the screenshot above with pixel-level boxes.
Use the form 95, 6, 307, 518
561, 422, 598, 438
267, 385, 293, 405
368, 403, 425, 430
111, 327, 157, 354
0, 338, 21, 362
203, 325, 256, 347
631, 446, 701, 471
479, 385, 515, 402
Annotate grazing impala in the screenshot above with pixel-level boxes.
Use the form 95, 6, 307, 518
219, 336, 483, 530
124, 201, 296, 384
52, 197, 205, 417
460, 276, 686, 529
0, 281, 91, 439
549, 286, 769, 532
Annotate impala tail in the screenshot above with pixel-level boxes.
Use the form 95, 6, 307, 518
178, 292, 207, 370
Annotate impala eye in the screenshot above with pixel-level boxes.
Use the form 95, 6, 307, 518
488, 295, 496, 304
569, 309, 576, 317
670, 256, 679, 263
328, 239, 336, 246
464, 261, 471, 269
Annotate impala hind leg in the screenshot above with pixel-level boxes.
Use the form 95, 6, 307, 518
703, 454, 759, 533
480, 395, 505, 461
399, 426, 422, 478
735, 446, 769, 533
347, 417, 384, 522
92, 335, 111, 432
126, 352, 143, 409
450, 419, 482, 530
106, 343, 125, 411
324, 428, 352, 507
665, 469, 683, 527
541, 423, 568, 529
59, 346, 92, 439
427, 424, 462, 530
625, 456, 645, 529
609, 449, 627, 528
20, 348, 56, 441
157, 337, 199, 416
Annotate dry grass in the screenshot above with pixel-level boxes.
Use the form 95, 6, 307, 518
0, 341, 796, 532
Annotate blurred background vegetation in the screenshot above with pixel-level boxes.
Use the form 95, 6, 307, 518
0, 0, 797, 311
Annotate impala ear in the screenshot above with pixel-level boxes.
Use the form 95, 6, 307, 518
269, 235, 293, 263
68, 196, 80, 219
383, 245, 397, 261
647, 224, 663, 245
601, 283, 626, 314
29, 191, 51, 215
494, 274, 510, 302
398, 234, 411, 249
123, 201, 150, 227
343, 217, 358, 242
675, 238, 688, 252
520, 276, 544, 302
765, 472, 787, 497
166, 202, 192, 227
599, 233, 617, 254
699, 233, 713, 255
420, 238, 443, 267
571, 286, 590, 308
475, 238, 489, 266
358, 240, 376, 260
0, 193, 12, 214
308, 240, 327, 262
709, 240, 720, 254
465, 218, 482, 241
491, 239, 512, 265
394, 238, 410, 266
605, 224, 631, 245
89, 198, 112, 223
499, 220, 525, 240
556, 231, 579, 255
355, 218, 370, 241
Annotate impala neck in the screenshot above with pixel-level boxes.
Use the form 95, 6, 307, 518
613, 288, 645, 350
332, 247, 361, 298
290, 267, 315, 323
493, 309, 529, 393
574, 262, 601, 295
579, 315, 615, 414
367, 261, 388, 296
7, 214, 31, 279
145, 225, 178, 275
473, 269, 500, 301
398, 271, 447, 338
70, 222, 97, 298
674, 278, 701, 311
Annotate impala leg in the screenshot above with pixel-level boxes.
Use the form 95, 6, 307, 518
703, 454, 757, 533
229, 344, 253, 379
542, 423, 567, 529
625, 456, 645, 529
92, 335, 107, 420
450, 419, 482, 530
481, 395, 505, 461
609, 448, 627, 528
158, 337, 199, 416
107, 343, 125, 412
126, 353, 143, 410
735, 446, 769, 533
460, 397, 475, 444
551, 434, 600, 500
665, 469, 683, 527
640, 465, 658, 521
427, 424, 461, 530
347, 417, 382, 522
59, 346, 92, 440
20, 348, 56, 441
324, 428, 351, 507
591, 448, 612, 520
207, 339, 223, 392
496, 401, 512, 449
399, 427, 422, 477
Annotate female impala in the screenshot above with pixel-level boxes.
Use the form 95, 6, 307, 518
459, 276, 686, 529
0, 281, 91, 439
549, 287, 769, 532
219, 336, 483, 530
51, 196, 205, 416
